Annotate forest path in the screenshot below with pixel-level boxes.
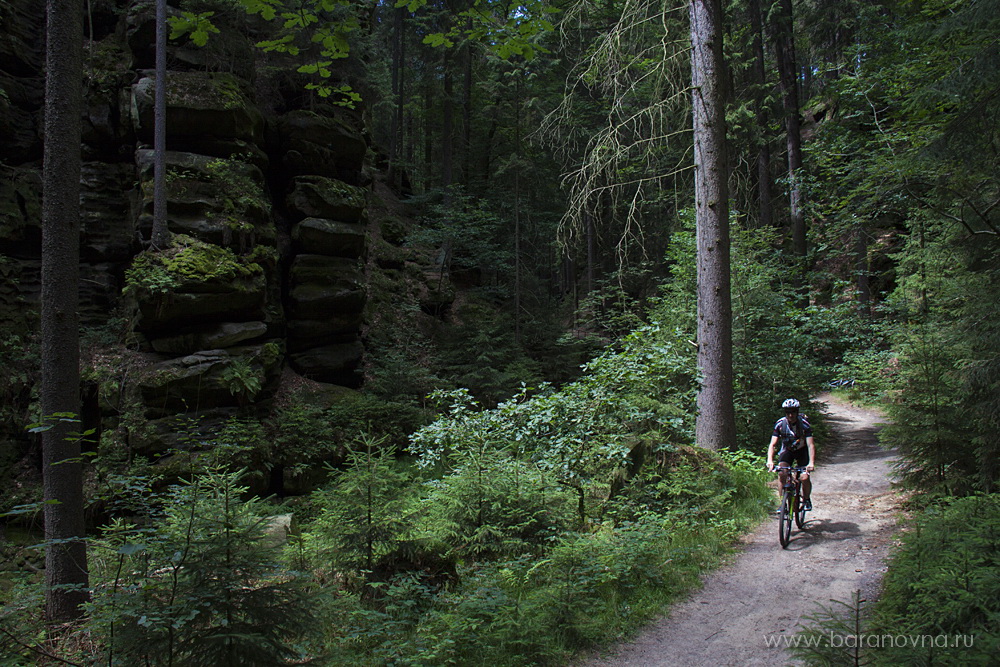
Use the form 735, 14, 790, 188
573, 394, 900, 666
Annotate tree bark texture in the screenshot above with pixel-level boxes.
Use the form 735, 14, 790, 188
42, 0, 90, 621
749, 0, 774, 229
690, 0, 736, 451
152, 0, 169, 248
774, 0, 806, 257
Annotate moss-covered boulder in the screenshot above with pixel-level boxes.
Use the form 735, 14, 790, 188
126, 235, 268, 329
286, 175, 366, 223
131, 71, 262, 146
139, 342, 282, 419
135, 150, 275, 247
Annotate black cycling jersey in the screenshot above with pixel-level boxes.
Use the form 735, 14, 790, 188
772, 414, 812, 453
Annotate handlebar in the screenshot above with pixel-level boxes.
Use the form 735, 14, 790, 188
770, 466, 810, 474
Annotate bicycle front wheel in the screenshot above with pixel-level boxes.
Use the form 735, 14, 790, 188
779, 491, 793, 548
794, 492, 807, 529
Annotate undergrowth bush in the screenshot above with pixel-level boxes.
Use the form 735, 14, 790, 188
793, 494, 1000, 666
306, 448, 770, 665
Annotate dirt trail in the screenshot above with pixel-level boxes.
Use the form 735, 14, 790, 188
574, 394, 900, 666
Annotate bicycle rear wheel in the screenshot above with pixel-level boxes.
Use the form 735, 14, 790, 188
779, 491, 793, 547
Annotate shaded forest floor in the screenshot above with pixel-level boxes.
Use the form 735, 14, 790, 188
574, 394, 901, 666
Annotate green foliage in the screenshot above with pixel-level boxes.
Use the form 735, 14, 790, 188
304, 435, 418, 586
87, 469, 320, 666
169, 10, 221, 46
868, 494, 1000, 665
312, 446, 769, 665
408, 187, 514, 279
269, 390, 426, 478
797, 496, 1000, 666
399, 0, 557, 60
221, 357, 264, 404
124, 234, 263, 296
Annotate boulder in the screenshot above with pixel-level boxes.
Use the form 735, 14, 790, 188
287, 255, 365, 320
0, 72, 42, 164
150, 321, 269, 355
139, 343, 282, 418
276, 109, 367, 179
286, 175, 366, 223
131, 71, 262, 145
289, 341, 364, 386
291, 218, 365, 258
0, 165, 42, 255
80, 162, 135, 263
286, 316, 364, 351
134, 149, 275, 247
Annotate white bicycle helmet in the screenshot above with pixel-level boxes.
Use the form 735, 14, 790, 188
782, 398, 800, 410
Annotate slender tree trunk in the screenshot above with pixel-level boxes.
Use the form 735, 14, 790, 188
461, 16, 473, 187
441, 51, 454, 189
387, 7, 405, 187
585, 211, 595, 295
774, 0, 806, 258
513, 75, 522, 343
42, 0, 89, 621
855, 225, 871, 317
749, 0, 774, 228
151, 0, 169, 249
690, 0, 735, 452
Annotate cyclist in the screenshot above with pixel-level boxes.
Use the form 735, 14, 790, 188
766, 398, 816, 511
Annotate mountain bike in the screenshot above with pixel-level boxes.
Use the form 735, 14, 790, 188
777, 466, 809, 548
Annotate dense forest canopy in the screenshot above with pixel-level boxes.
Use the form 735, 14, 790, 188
0, 0, 998, 663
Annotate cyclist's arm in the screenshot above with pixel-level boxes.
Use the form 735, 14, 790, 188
806, 435, 816, 471
766, 435, 778, 470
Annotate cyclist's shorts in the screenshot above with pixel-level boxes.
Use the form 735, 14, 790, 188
777, 446, 809, 467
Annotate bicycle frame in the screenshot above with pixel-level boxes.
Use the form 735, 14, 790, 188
777, 466, 809, 548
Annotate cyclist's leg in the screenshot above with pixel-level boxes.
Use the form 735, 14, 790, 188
794, 448, 812, 509
776, 448, 793, 488
775, 448, 794, 508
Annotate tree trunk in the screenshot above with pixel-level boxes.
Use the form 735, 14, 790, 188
774, 0, 806, 258
151, 0, 169, 249
461, 16, 473, 188
441, 50, 454, 189
387, 6, 405, 188
42, 0, 90, 621
690, 0, 735, 452
855, 225, 871, 317
749, 0, 774, 229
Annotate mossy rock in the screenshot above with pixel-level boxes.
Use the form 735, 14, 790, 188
286, 175, 367, 223
126, 235, 268, 328
138, 343, 282, 419
131, 71, 262, 144
135, 150, 275, 246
